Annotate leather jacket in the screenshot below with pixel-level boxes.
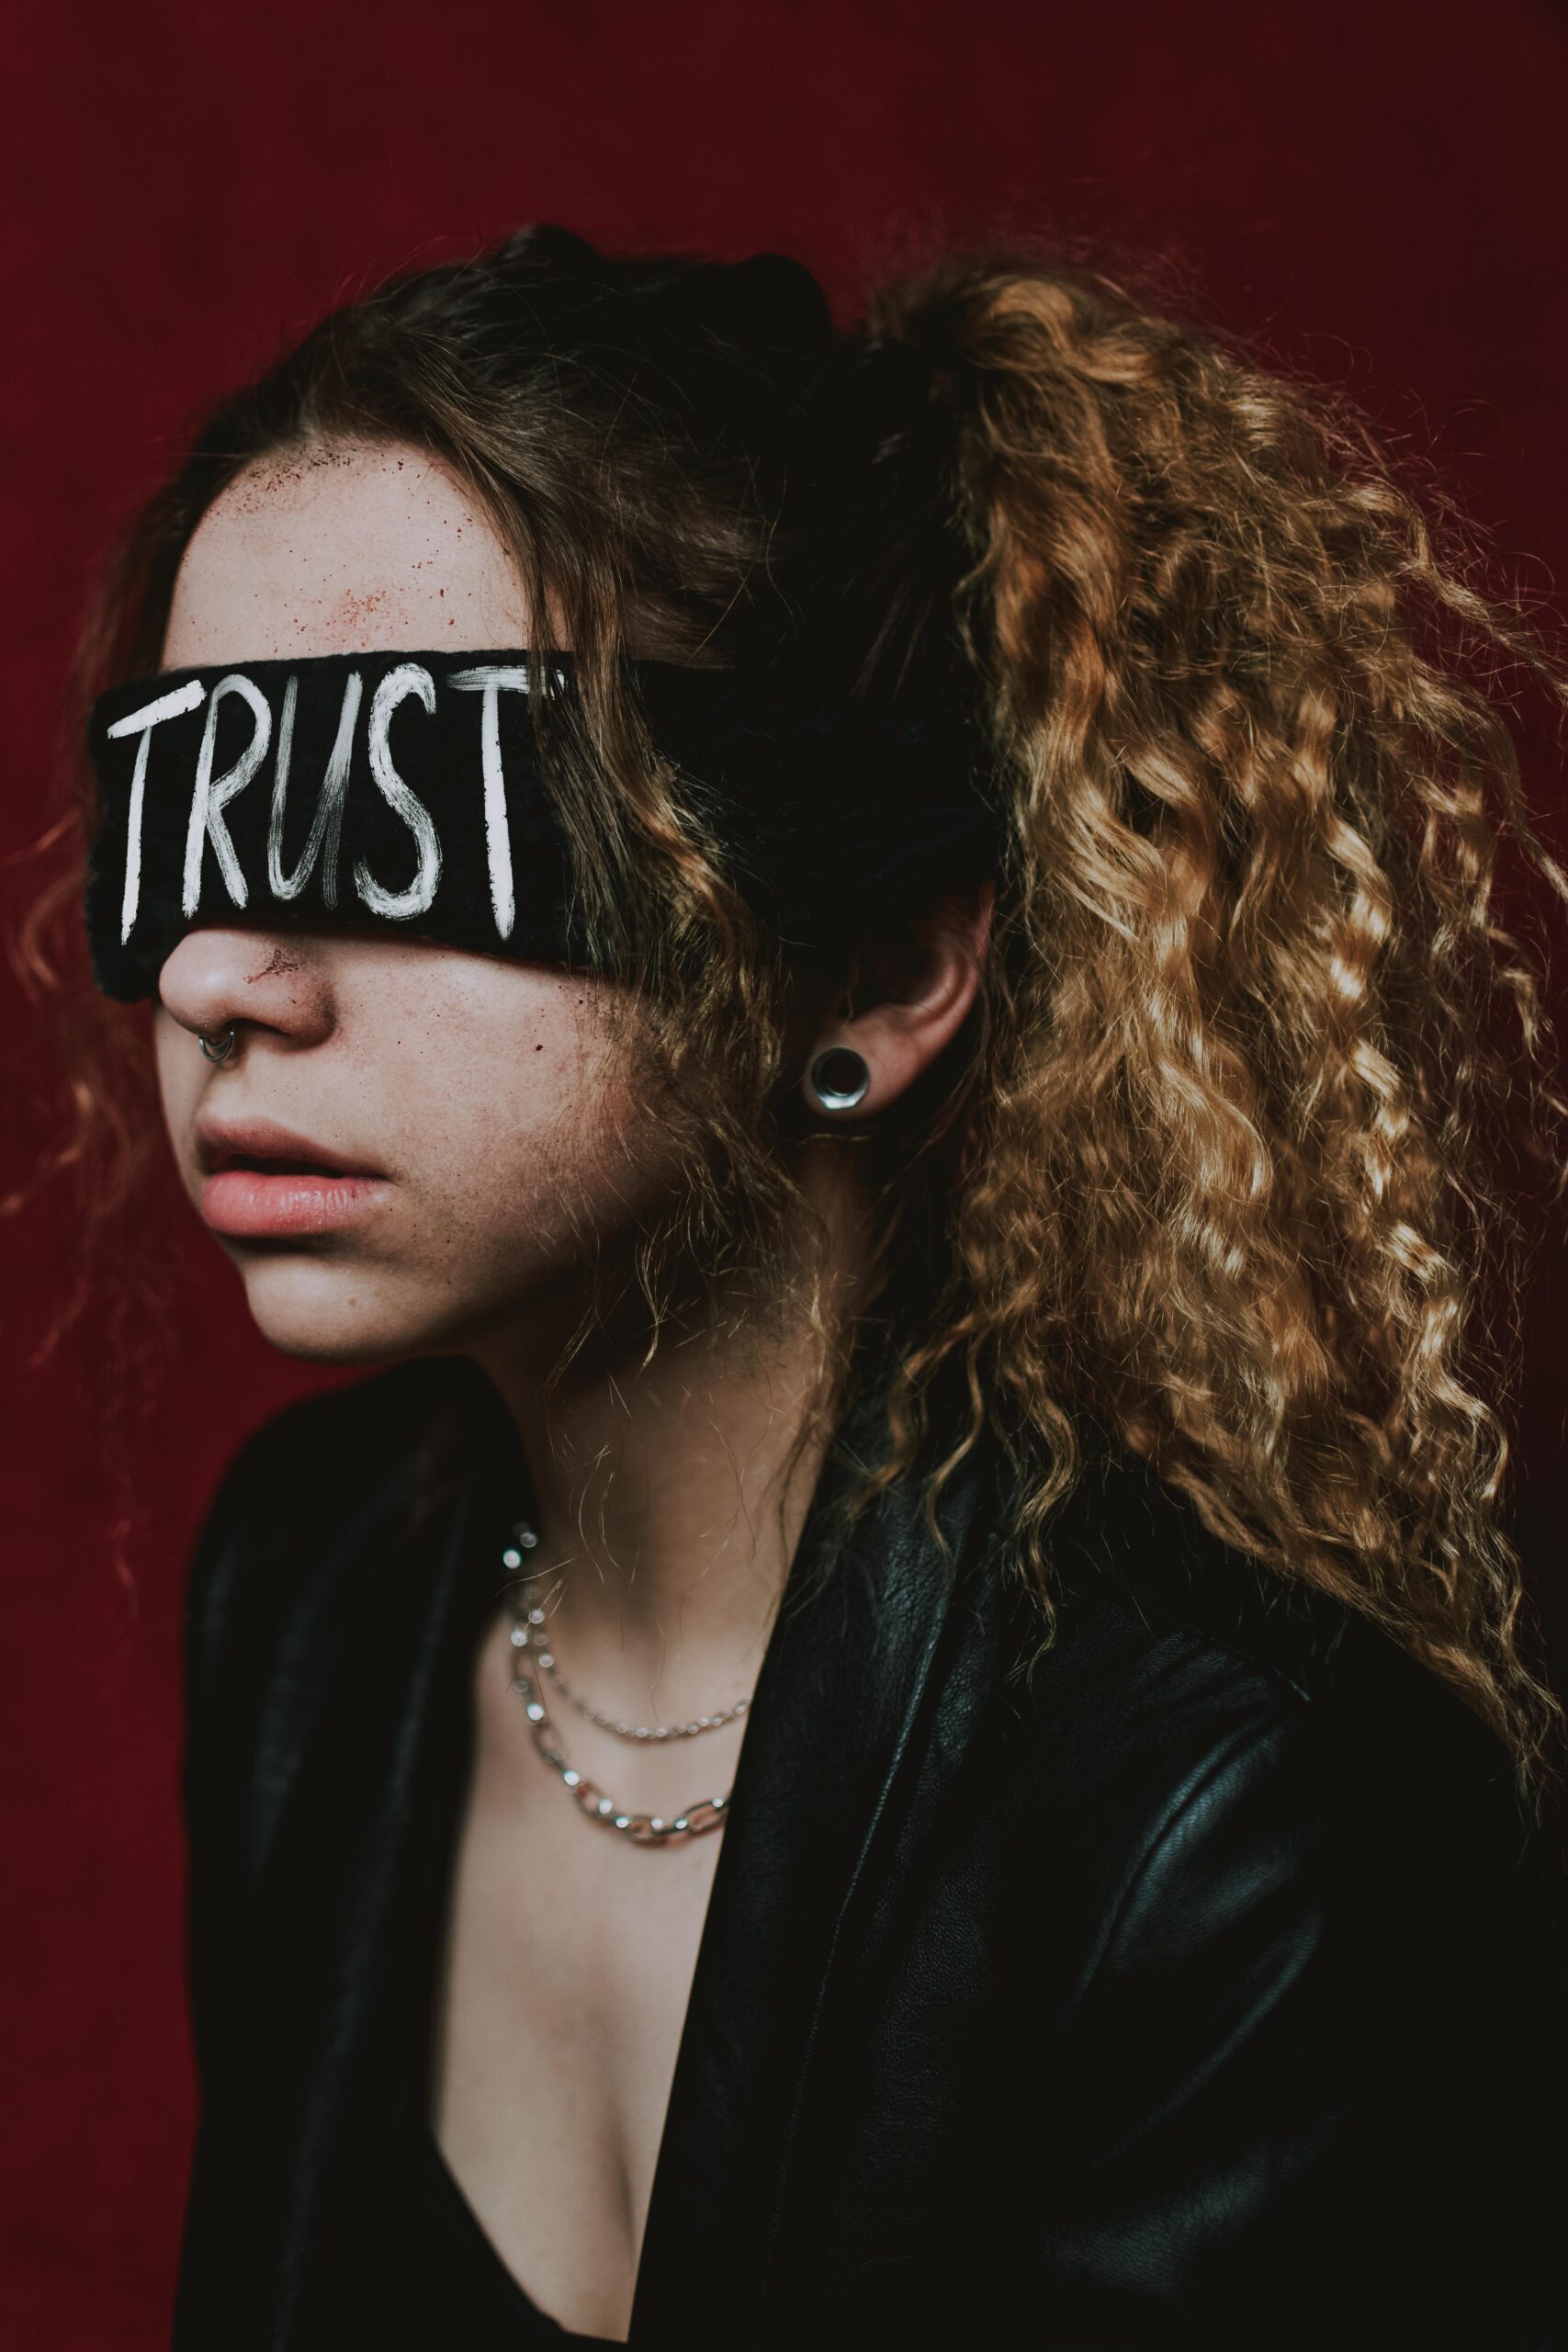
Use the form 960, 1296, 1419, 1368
171, 1351, 1567, 2349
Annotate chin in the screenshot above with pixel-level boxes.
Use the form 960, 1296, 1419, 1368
231, 1255, 468, 1366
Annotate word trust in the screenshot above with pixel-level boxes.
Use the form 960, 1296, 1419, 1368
106, 661, 566, 947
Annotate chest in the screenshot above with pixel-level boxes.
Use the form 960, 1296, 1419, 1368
424, 1604, 745, 2340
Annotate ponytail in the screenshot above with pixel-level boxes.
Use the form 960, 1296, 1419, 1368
863, 254, 1568, 1806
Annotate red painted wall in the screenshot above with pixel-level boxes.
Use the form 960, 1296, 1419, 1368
5, 3, 1565, 2342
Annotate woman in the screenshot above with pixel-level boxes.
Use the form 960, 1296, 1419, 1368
39, 225, 1568, 2346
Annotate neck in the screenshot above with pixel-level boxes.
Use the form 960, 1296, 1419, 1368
467, 1142, 864, 1724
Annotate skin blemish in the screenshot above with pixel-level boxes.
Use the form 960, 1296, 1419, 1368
249, 944, 303, 981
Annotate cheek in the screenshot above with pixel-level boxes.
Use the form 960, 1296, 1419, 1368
380, 976, 686, 1264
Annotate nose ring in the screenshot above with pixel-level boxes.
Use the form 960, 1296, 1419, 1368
198, 1025, 237, 1065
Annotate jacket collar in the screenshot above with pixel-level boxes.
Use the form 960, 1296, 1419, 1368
234, 1351, 1007, 2347
631, 1366, 1003, 2335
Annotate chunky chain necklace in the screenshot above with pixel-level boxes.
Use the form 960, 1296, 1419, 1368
502, 1519, 746, 1846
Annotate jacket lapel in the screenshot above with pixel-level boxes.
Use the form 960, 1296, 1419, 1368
628, 1376, 1000, 2343
227, 1366, 529, 2347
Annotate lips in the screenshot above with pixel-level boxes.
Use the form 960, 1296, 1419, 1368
195, 1115, 384, 1180
194, 1116, 389, 1238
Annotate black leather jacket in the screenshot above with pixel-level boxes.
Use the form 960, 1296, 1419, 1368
172, 1352, 1567, 2349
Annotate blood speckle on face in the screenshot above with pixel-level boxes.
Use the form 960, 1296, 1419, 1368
250, 944, 302, 981
163, 443, 523, 667
330, 588, 390, 631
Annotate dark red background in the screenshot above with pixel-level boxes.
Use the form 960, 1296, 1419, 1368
5, 4, 1566, 2344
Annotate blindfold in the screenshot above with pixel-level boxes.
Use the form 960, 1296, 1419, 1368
84, 649, 1000, 1001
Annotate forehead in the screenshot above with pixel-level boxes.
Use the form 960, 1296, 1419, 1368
161, 441, 532, 669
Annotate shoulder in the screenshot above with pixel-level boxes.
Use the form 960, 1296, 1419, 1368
1010, 1430, 1563, 1989
195, 1350, 497, 1518
973, 1436, 1568, 2339
182, 1352, 510, 1694
1035, 1427, 1529, 1790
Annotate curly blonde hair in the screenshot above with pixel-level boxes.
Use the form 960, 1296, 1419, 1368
14, 227, 1568, 1810
866, 259, 1568, 1803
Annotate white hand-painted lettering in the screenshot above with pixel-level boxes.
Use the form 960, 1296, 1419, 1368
267, 672, 362, 905
450, 665, 530, 940
182, 673, 273, 918
354, 664, 442, 921
106, 678, 207, 943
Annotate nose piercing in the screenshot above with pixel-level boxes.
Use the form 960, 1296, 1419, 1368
197, 1025, 237, 1065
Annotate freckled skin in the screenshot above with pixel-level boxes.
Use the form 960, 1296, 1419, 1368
155, 924, 683, 1367
153, 443, 690, 1370
153, 438, 986, 1385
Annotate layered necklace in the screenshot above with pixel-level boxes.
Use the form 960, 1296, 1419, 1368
502, 1519, 750, 1848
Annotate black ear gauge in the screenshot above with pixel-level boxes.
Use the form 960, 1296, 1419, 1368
807, 1046, 872, 1112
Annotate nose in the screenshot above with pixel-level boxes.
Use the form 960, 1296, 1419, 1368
156, 925, 336, 1052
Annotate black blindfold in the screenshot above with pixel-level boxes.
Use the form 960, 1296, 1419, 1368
85, 649, 1000, 1000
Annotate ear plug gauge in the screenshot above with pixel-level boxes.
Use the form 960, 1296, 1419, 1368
807, 1046, 871, 1112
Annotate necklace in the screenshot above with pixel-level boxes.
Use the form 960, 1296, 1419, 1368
505, 1521, 750, 1743
501, 1519, 745, 1846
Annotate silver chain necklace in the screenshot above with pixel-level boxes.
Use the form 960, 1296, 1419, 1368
502, 1519, 746, 1847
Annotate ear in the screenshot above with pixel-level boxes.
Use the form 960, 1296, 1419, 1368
801, 883, 993, 1119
